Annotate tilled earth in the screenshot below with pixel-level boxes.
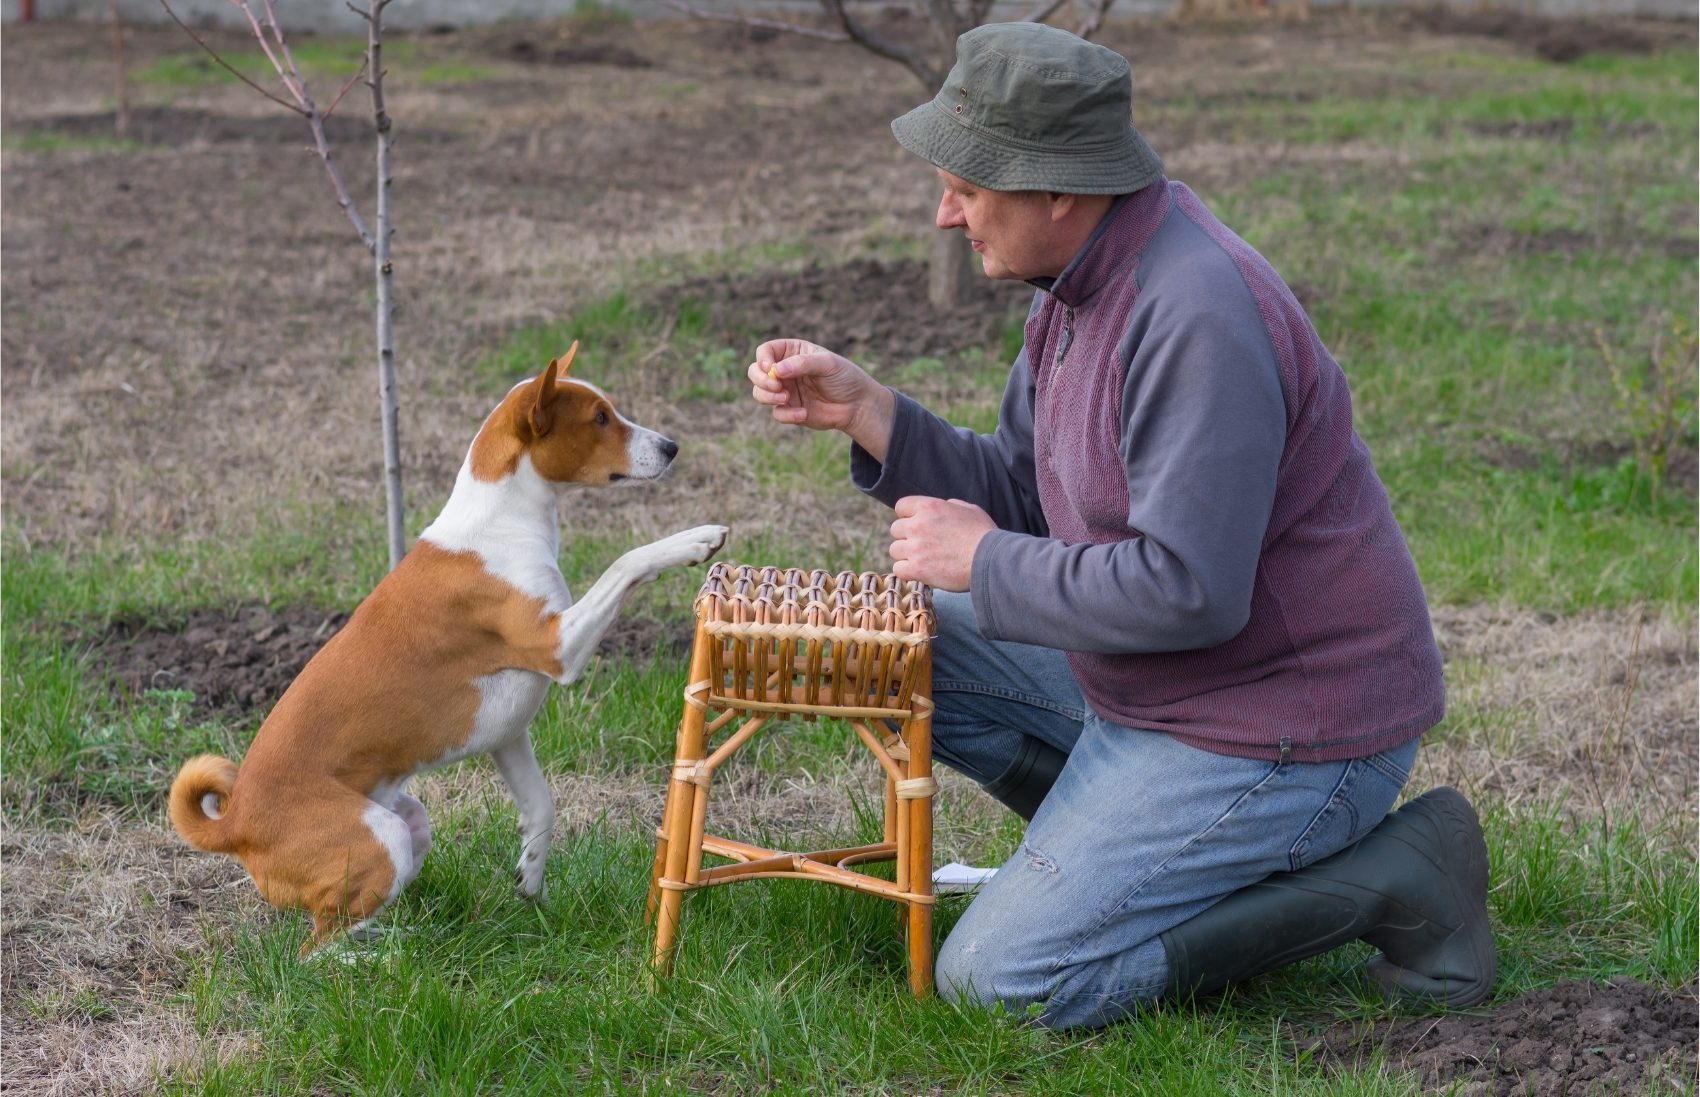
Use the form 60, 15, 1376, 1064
651, 256, 1032, 367
1307, 978, 1698, 1096
88, 605, 693, 717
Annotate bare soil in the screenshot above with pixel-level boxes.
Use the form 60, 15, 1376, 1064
85, 604, 692, 717
1402, 7, 1684, 63
5, 13, 1689, 554
651, 256, 1032, 366
1305, 978, 1698, 1096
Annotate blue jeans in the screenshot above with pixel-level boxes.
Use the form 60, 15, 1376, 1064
928, 592, 1419, 1029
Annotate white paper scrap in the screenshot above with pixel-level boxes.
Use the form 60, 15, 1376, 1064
932, 862, 999, 893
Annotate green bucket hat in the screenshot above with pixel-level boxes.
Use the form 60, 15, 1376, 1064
891, 22, 1163, 195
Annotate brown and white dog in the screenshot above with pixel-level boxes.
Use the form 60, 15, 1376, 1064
169, 344, 727, 953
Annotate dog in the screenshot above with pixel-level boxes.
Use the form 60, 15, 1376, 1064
169, 343, 727, 953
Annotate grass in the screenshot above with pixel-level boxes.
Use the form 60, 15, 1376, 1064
134, 39, 501, 91
1, 131, 143, 154
4, 519, 1694, 1093
4, 25, 1696, 1097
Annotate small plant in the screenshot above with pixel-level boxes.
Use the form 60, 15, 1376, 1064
1597, 317, 1699, 501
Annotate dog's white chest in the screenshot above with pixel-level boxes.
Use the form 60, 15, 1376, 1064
436, 670, 551, 766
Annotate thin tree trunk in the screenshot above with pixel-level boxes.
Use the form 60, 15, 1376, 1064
928, 231, 975, 308
108, 0, 130, 137
369, 1, 403, 570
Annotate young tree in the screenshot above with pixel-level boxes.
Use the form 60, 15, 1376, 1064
160, 0, 406, 570
109, 1, 132, 136
663, 0, 1118, 306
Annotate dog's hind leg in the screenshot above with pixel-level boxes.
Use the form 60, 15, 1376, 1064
492, 734, 554, 900
391, 793, 432, 889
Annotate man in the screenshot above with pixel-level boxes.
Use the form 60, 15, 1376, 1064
747, 23, 1494, 1029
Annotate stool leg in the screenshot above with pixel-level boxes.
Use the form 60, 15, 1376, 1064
906, 652, 935, 997
646, 771, 681, 927
653, 625, 713, 978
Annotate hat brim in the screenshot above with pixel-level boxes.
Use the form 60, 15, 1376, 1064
892, 99, 1164, 195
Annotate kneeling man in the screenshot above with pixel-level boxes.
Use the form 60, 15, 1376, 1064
748, 23, 1493, 1028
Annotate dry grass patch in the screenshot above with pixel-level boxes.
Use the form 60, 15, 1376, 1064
1421, 606, 1697, 832
0, 817, 260, 1096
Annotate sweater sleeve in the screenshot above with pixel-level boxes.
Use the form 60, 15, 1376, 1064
968, 230, 1288, 654
849, 350, 1049, 537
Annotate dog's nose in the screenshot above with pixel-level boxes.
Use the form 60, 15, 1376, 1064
659, 437, 680, 463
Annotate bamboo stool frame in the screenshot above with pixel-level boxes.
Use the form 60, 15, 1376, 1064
646, 563, 940, 996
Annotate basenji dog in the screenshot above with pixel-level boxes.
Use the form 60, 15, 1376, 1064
169, 343, 727, 953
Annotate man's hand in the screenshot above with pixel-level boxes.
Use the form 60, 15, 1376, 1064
889, 496, 996, 593
748, 339, 897, 462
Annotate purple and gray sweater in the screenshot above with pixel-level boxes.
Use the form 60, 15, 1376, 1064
851, 178, 1444, 763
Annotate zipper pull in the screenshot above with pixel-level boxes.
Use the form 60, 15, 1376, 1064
1055, 305, 1075, 365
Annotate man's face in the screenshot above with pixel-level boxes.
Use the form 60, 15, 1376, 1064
934, 169, 1062, 281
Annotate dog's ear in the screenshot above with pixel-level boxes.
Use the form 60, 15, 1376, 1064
526, 342, 578, 437
551, 341, 579, 379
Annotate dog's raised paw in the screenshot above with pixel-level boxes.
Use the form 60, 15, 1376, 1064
648, 524, 728, 570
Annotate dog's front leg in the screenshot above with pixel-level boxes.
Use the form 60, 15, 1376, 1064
550, 524, 728, 685
492, 734, 553, 900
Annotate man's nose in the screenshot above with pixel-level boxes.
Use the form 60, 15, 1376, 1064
936, 193, 967, 231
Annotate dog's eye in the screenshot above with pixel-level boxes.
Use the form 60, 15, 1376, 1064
595, 410, 609, 426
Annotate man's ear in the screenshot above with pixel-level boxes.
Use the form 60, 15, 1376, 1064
1049, 192, 1078, 223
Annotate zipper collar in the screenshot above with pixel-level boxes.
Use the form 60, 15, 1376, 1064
1027, 178, 1172, 309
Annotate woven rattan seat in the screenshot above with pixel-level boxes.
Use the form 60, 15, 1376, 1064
646, 563, 941, 995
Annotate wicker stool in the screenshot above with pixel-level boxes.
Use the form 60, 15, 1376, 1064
646, 563, 940, 995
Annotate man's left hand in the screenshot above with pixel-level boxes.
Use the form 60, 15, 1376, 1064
889, 496, 996, 593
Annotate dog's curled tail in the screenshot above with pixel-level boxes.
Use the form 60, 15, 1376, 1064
169, 754, 240, 853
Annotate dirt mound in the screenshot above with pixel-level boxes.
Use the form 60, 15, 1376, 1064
507, 37, 653, 68
1410, 8, 1662, 62
93, 605, 347, 715
651, 258, 1033, 367
15, 106, 380, 148
1308, 978, 1697, 1096
91, 607, 692, 718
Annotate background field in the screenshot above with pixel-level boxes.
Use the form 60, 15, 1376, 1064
2, 8, 1695, 1095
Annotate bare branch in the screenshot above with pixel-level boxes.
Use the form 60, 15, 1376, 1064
305, 116, 375, 250
156, 0, 307, 114
1074, 0, 1117, 38
228, 0, 306, 107
1020, 0, 1070, 23
322, 54, 369, 120
914, 0, 965, 53
659, 0, 850, 42
818, 0, 942, 91
967, 0, 996, 29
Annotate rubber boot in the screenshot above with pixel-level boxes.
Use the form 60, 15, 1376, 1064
1160, 786, 1495, 1009
981, 735, 1068, 822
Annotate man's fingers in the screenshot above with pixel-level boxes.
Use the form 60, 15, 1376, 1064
746, 361, 783, 391
770, 351, 841, 379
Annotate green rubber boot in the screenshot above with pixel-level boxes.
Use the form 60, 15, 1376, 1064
982, 735, 1069, 822
1160, 786, 1496, 1009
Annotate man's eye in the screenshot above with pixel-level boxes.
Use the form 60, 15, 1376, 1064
595, 410, 609, 426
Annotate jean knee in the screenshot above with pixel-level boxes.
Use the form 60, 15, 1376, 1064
935, 930, 1026, 1008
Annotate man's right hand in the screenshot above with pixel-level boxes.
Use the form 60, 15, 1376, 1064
748, 339, 897, 463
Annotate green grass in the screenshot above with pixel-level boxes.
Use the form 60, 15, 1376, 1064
6, 30, 1697, 1097
5, 515, 1695, 1092
138, 40, 431, 89
1, 131, 143, 154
